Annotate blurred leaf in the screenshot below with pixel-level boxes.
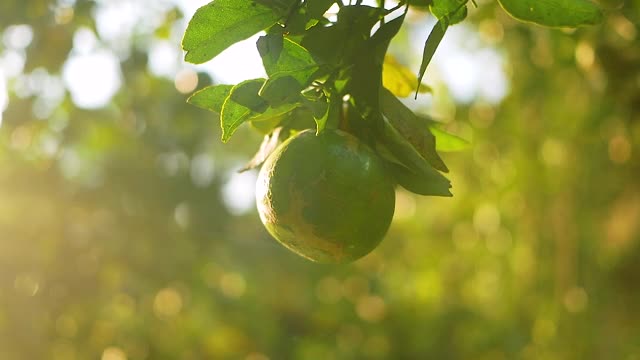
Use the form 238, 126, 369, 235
430, 126, 470, 152
306, 0, 335, 19
429, 0, 468, 24
497, 0, 603, 27
240, 127, 284, 172
187, 85, 234, 113
416, 20, 447, 99
408, 0, 433, 10
182, 0, 281, 64
380, 88, 448, 172
383, 55, 432, 98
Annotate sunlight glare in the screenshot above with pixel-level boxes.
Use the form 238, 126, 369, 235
198, 35, 267, 84
222, 169, 258, 215
148, 40, 180, 78
411, 22, 509, 104
2, 24, 33, 50
62, 50, 122, 109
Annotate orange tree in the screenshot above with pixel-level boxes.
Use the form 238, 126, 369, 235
182, 0, 604, 261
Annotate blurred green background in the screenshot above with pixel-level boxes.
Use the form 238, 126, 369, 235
1, 1, 639, 359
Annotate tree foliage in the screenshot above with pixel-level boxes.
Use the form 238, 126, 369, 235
1, 0, 639, 359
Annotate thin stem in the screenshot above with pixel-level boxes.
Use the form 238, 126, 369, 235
384, 1, 407, 15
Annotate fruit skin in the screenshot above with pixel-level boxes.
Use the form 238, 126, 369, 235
256, 129, 395, 264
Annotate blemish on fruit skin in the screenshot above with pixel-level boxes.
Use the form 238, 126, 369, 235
269, 186, 346, 262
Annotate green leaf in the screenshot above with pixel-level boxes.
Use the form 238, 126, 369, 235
257, 36, 320, 104
187, 85, 234, 113
430, 0, 467, 25
415, 19, 447, 99
220, 79, 268, 142
497, 0, 603, 27
408, 0, 433, 10
280, 0, 334, 35
257, 32, 284, 71
250, 116, 283, 134
259, 35, 319, 77
306, 0, 335, 20
259, 74, 304, 106
250, 102, 300, 122
377, 125, 452, 196
428, 125, 470, 152
380, 87, 448, 172
300, 24, 345, 65
220, 79, 301, 141
350, 12, 406, 120
314, 91, 340, 134
388, 161, 452, 197
240, 127, 284, 172
182, 0, 280, 64
301, 5, 383, 66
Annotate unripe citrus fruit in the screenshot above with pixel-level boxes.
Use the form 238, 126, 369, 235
256, 129, 395, 263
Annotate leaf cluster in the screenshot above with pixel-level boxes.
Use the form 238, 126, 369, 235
181, 0, 603, 198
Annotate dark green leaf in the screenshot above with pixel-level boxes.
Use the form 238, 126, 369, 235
257, 32, 285, 71
388, 161, 452, 197
380, 88, 448, 172
257, 36, 320, 100
350, 13, 406, 120
408, 0, 433, 10
415, 19, 447, 99
497, 0, 603, 27
313, 91, 340, 134
377, 128, 452, 197
229, 80, 269, 113
259, 75, 305, 106
280, 0, 334, 35
182, 0, 280, 64
300, 24, 344, 65
301, 88, 329, 129
187, 85, 234, 113
301, 5, 383, 66
306, 0, 335, 19
249, 102, 300, 122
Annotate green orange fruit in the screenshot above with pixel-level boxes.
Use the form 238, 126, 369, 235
256, 129, 396, 263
